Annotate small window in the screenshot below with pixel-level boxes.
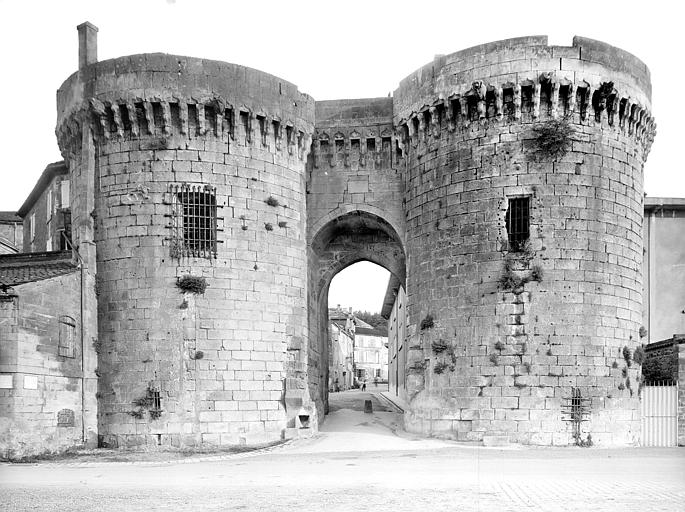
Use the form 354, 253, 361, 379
506, 197, 530, 252
170, 184, 218, 259
60, 180, 70, 209
59, 315, 76, 358
46, 189, 53, 223
29, 213, 35, 242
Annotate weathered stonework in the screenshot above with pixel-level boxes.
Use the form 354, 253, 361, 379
46, 25, 656, 448
393, 36, 654, 445
56, 50, 315, 447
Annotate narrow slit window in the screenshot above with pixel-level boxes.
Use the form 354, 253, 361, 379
506, 197, 530, 252
120, 104, 132, 133
521, 85, 534, 113
205, 105, 217, 135
485, 89, 497, 118
58, 315, 76, 358
502, 88, 515, 118
366, 138, 375, 153
170, 184, 218, 259
152, 102, 164, 132
467, 95, 479, 121
559, 85, 571, 117
188, 104, 199, 135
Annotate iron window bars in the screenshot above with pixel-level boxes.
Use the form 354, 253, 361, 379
169, 184, 220, 259
506, 196, 530, 252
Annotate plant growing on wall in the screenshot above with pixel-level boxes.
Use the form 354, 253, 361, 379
130, 385, 162, 421
431, 339, 448, 354
433, 361, 450, 374
176, 275, 208, 295
533, 117, 574, 159
420, 314, 434, 331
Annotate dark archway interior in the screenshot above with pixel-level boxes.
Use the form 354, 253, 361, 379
310, 210, 406, 417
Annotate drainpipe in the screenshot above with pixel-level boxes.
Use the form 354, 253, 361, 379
65, 233, 87, 444
648, 209, 656, 343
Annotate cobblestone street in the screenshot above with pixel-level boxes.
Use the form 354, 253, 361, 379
1, 390, 683, 511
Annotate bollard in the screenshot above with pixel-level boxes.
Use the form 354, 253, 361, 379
364, 399, 373, 414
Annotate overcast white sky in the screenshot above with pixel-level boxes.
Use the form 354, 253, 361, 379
1, 0, 681, 312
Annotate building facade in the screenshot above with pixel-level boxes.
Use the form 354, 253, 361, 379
0, 23, 663, 456
0, 213, 22, 254
328, 308, 355, 392
354, 327, 388, 383
643, 198, 685, 342
17, 161, 71, 253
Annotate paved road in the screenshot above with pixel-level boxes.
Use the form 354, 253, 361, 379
1, 389, 684, 511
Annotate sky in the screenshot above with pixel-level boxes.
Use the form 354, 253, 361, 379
0, 0, 681, 312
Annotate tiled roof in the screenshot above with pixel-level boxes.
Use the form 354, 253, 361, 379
0, 251, 78, 288
0, 211, 21, 223
17, 161, 68, 218
355, 326, 387, 337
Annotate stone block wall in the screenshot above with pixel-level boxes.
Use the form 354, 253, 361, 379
56, 54, 315, 447
393, 36, 655, 445
0, 272, 93, 459
306, 98, 405, 417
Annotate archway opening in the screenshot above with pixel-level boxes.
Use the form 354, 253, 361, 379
327, 261, 390, 405
308, 210, 406, 424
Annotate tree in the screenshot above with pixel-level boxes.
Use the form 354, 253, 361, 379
353, 310, 387, 331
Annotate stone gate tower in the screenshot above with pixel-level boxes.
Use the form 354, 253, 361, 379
56, 23, 315, 447
52, 23, 655, 448
394, 36, 655, 445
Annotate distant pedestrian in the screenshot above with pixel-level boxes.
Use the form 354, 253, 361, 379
374, 376, 379, 387
361, 380, 367, 391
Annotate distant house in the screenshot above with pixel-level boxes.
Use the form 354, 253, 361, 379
328, 312, 354, 391
328, 306, 389, 388
0, 212, 22, 254
354, 325, 388, 383
17, 161, 71, 253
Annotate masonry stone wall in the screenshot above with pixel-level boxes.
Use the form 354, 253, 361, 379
56, 54, 315, 447
393, 36, 655, 445
306, 98, 405, 416
0, 273, 91, 459
43, 25, 657, 448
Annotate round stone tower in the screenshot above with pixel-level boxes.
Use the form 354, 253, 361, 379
56, 23, 315, 447
393, 36, 655, 445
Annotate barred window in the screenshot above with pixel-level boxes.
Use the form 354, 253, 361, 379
506, 197, 530, 252
58, 315, 76, 358
170, 184, 218, 259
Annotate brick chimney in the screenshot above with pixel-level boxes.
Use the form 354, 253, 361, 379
77, 22, 98, 69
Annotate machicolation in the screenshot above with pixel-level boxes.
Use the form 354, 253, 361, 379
36, 24, 658, 450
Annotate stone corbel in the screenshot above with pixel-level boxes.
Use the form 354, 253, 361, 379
110, 103, 124, 137
197, 103, 206, 136
495, 88, 503, 119
179, 102, 188, 135
550, 82, 559, 120
532, 83, 541, 119
143, 101, 154, 135
513, 84, 522, 121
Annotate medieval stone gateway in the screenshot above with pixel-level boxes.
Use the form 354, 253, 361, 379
10, 23, 656, 452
